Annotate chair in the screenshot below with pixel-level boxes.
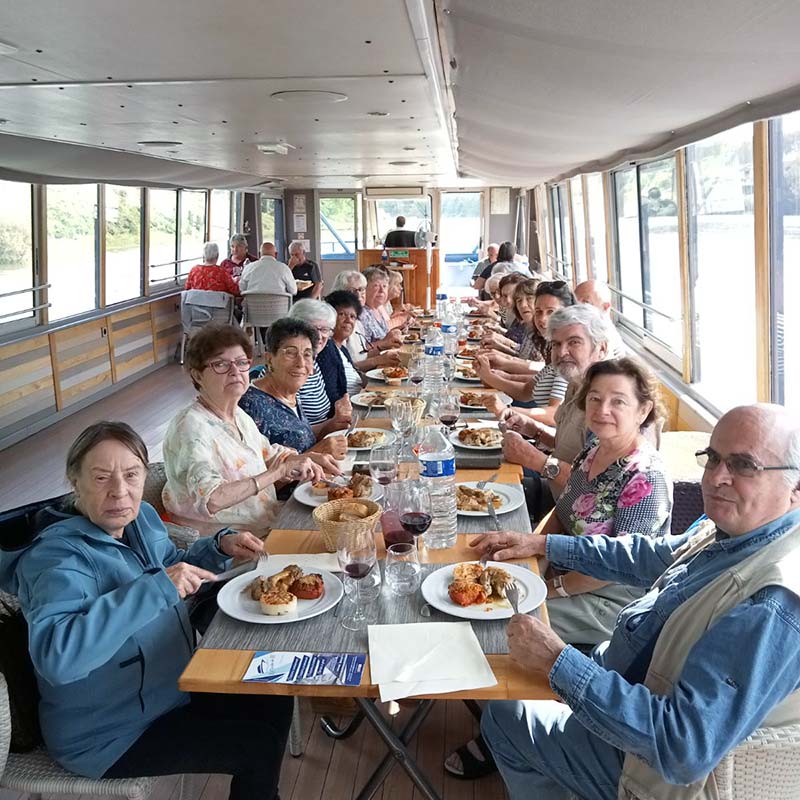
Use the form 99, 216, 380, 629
242, 293, 292, 354
670, 480, 704, 535
141, 462, 199, 549
0, 673, 156, 800
179, 290, 235, 364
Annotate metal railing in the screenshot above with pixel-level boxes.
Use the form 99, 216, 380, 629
0, 282, 51, 301
607, 286, 677, 322
0, 282, 52, 323
148, 255, 203, 271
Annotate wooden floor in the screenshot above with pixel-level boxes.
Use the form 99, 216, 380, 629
0, 363, 508, 800
0, 701, 508, 800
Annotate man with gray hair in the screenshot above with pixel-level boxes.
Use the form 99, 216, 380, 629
474, 403, 800, 800
238, 242, 297, 298
288, 240, 322, 300
220, 233, 256, 281
503, 303, 612, 519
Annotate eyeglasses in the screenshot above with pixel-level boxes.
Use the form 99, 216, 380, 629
277, 346, 315, 362
315, 326, 333, 336
695, 448, 799, 478
205, 357, 253, 374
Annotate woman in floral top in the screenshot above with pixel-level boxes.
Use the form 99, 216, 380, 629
162, 324, 333, 538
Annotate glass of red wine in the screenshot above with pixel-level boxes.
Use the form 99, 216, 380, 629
336, 528, 378, 631
408, 354, 425, 394
398, 480, 433, 553
438, 391, 461, 433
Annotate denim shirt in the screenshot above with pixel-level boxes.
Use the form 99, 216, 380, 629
545, 509, 800, 785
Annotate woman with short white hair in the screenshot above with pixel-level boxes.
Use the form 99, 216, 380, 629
184, 241, 240, 295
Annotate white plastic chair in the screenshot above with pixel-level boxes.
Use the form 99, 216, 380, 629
241, 293, 292, 354
179, 290, 235, 364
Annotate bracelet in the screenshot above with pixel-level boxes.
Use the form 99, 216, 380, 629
251, 475, 261, 495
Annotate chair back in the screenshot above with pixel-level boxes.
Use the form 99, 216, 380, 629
242, 293, 292, 328
180, 290, 235, 335
670, 480, 704, 535
0, 673, 10, 778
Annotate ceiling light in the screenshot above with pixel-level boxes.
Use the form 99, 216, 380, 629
389, 161, 416, 166
257, 141, 296, 156
368, 111, 390, 117
137, 140, 183, 147
271, 90, 348, 104
0, 40, 19, 56
403, 146, 416, 151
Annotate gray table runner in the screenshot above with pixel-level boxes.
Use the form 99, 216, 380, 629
273, 484, 532, 534
201, 562, 539, 656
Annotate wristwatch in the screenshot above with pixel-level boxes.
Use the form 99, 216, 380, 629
552, 575, 570, 598
542, 455, 561, 480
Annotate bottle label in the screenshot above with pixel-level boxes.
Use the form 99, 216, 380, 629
424, 345, 444, 356
441, 324, 457, 334
420, 457, 456, 478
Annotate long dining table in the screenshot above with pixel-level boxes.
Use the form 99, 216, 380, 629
179, 344, 555, 800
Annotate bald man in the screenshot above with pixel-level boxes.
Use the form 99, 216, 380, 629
475, 403, 800, 800
575, 280, 625, 357
238, 242, 296, 297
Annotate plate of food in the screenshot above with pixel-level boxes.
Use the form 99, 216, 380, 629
217, 556, 344, 625
455, 346, 479, 361
294, 473, 383, 507
420, 561, 546, 620
365, 366, 409, 385
295, 279, 314, 291
403, 331, 422, 344
455, 481, 525, 516
449, 425, 503, 451
335, 427, 396, 450
351, 390, 389, 408
459, 391, 511, 410
454, 363, 482, 383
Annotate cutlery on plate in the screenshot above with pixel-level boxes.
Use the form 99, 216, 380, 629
506, 581, 521, 615
476, 471, 498, 491
487, 499, 501, 532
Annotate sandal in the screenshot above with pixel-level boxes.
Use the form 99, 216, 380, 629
444, 734, 497, 780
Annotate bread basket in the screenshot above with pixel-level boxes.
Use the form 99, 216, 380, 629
312, 498, 382, 552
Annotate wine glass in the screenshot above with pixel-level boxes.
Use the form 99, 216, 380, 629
442, 354, 456, 385
370, 443, 398, 487
408, 355, 425, 394
398, 480, 433, 552
336, 528, 378, 631
438, 391, 461, 433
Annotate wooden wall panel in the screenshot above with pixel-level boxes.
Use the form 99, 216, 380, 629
0, 334, 57, 438
51, 319, 113, 409
151, 296, 182, 363
108, 306, 155, 382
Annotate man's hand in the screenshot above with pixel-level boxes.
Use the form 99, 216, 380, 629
377, 350, 402, 367
219, 531, 264, 560
469, 531, 546, 561
165, 563, 217, 598
503, 413, 540, 439
502, 430, 543, 469
482, 392, 507, 418
507, 614, 567, 675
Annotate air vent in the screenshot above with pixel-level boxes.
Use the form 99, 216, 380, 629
257, 142, 296, 156
365, 186, 425, 198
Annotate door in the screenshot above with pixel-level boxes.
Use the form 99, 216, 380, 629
439, 191, 484, 288
319, 194, 358, 289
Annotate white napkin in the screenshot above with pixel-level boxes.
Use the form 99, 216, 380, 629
275, 553, 341, 573
368, 622, 496, 702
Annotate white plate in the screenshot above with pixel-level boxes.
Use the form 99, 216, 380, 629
454, 372, 482, 383
449, 426, 503, 451
421, 561, 547, 620
216, 555, 344, 625
351, 391, 388, 408
455, 351, 479, 362
456, 481, 525, 516
327, 427, 396, 450
365, 368, 408, 383
293, 480, 384, 507
459, 391, 511, 411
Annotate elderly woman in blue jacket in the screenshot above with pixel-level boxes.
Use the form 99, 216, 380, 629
0, 421, 292, 800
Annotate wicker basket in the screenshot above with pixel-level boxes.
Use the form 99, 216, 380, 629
312, 498, 382, 552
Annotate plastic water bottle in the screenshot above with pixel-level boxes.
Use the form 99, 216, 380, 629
381, 247, 389, 265
435, 292, 448, 320
441, 305, 459, 357
423, 325, 445, 395
418, 426, 458, 549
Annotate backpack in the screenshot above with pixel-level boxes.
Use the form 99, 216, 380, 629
0, 597, 42, 752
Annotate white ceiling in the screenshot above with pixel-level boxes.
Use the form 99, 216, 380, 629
4, 0, 800, 190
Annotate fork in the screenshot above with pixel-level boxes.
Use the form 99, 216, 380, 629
506, 581, 521, 615
477, 471, 498, 491
257, 552, 270, 575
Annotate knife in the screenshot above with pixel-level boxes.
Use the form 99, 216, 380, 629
487, 499, 501, 532
201, 560, 258, 585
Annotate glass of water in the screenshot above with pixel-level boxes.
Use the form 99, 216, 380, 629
384, 542, 421, 595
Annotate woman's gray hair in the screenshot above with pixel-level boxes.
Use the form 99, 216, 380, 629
547, 303, 612, 348
203, 241, 219, 263
229, 233, 248, 248
363, 266, 390, 285
331, 270, 366, 291
289, 298, 337, 328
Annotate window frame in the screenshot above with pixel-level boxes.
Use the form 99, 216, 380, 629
103, 184, 145, 308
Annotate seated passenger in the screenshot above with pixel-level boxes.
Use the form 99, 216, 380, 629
474, 403, 800, 800
324, 290, 368, 394
162, 323, 325, 537
219, 233, 256, 281
360, 266, 408, 344
471, 242, 499, 292
288, 299, 352, 426
575, 279, 626, 357
478, 281, 574, 425
239, 317, 349, 460
185, 241, 240, 296
475, 272, 529, 347
386, 269, 415, 317
288, 240, 322, 300
238, 241, 297, 297
0, 421, 292, 797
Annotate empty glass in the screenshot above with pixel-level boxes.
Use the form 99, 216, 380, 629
385, 542, 421, 595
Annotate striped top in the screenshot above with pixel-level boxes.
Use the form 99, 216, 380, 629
297, 362, 331, 424
531, 363, 569, 406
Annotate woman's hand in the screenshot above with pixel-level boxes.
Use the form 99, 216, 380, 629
219, 531, 264, 560
474, 354, 495, 384
305, 451, 343, 476
165, 563, 217, 598
280, 454, 327, 483
469, 531, 547, 561
482, 392, 508, 418
377, 350, 402, 366
378, 329, 403, 349
333, 395, 352, 425
311, 435, 348, 460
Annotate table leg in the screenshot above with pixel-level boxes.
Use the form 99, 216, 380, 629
353, 697, 440, 800
320, 707, 367, 739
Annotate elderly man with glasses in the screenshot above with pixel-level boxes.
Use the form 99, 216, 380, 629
471, 403, 800, 800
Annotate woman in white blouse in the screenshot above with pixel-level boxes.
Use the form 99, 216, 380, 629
162, 323, 332, 537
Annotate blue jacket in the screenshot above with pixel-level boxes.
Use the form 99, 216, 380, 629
316, 338, 348, 407
0, 502, 230, 778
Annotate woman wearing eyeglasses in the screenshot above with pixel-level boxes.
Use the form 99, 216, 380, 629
162, 324, 329, 538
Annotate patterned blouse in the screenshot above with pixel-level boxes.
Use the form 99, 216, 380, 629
238, 385, 316, 453
517, 327, 545, 362
184, 264, 240, 295
360, 306, 389, 344
554, 439, 672, 539
162, 400, 294, 537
